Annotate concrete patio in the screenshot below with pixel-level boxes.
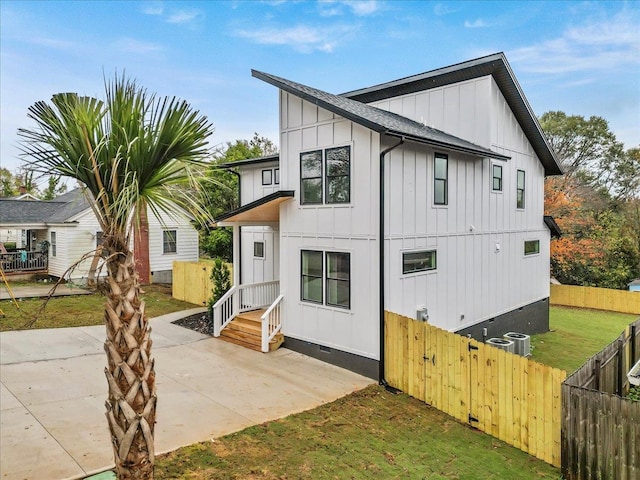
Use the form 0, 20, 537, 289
0, 309, 374, 480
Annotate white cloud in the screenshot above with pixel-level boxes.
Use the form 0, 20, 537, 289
27, 37, 75, 50
236, 24, 355, 53
114, 38, 163, 55
318, 0, 379, 17
166, 9, 203, 24
509, 10, 640, 74
142, 3, 164, 16
433, 3, 458, 16
464, 19, 489, 28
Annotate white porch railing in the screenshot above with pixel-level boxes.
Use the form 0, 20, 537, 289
212, 280, 280, 340
261, 294, 284, 353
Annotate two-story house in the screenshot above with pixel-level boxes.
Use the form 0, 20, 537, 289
212, 52, 562, 380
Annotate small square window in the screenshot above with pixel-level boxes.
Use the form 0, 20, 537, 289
274, 168, 280, 185
524, 240, 540, 256
163, 230, 177, 254
262, 169, 273, 185
492, 164, 503, 191
254, 241, 264, 258
403, 250, 437, 274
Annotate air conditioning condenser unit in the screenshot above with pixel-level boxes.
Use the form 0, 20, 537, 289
503, 332, 531, 357
486, 338, 515, 354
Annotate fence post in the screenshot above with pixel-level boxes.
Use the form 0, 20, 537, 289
594, 359, 601, 391
632, 325, 637, 364
617, 338, 624, 396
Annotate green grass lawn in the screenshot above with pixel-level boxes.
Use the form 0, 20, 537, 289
0, 284, 196, 331
156, 385, 560, 480
530, 306, 638, 373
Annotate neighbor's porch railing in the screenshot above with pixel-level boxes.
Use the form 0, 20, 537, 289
261, 294, 284, 353
1, 251, 48, 273
212, 280, 280, 340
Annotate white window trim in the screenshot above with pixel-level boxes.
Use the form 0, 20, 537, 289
300, 143, 353, 207
401, 248, 438, 276
523, 239, 540, 257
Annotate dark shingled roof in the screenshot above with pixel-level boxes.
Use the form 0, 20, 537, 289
252, 70, 510, 161
340, 52, 562, 176
0, 188, 90, 224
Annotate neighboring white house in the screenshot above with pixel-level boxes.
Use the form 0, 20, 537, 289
0, 188, 199, 283
214, 53, 563, 379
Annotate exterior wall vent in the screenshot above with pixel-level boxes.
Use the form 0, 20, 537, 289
503, 332, 531, 357
486, 338, 515, 354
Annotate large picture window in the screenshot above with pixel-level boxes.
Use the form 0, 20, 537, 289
434, 154, 448, 205
300, 146, 350, 205
403, 250, 437, 274
301, 250, 350, 309
517, 170, 526, 209
163, 230, 177, 254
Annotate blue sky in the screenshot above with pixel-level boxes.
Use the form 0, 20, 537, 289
1, 0, 638, 176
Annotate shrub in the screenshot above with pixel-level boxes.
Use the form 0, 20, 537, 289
201, 228, 232, 262
208, 257, 231, 308
628, 386, 640, 402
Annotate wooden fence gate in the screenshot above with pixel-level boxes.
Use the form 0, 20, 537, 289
385, 311, 566, 467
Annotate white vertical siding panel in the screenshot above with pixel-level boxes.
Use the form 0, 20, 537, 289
443, 86, 460, 137
302, 126, 317, 150
402, 150, 416, 236
288, 95, 302, 128
302, 101, 318, 125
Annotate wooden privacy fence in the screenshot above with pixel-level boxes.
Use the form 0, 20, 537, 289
385, 311, 566, 467
172, 261, 214, 306
561, 318, 640, 480
550, 284, 640, 314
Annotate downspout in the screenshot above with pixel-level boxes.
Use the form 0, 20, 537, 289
379, 137, 404, 386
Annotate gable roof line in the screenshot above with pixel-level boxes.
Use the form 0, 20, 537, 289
218, 154, 280, 169
341, 52, 562, 176
252, 70, 510, 161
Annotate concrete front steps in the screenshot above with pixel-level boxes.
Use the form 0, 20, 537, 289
219, 309, 284, 352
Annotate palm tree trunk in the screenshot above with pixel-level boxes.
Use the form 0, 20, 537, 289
104, 250, 156, 478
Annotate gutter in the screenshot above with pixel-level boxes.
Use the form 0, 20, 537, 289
379, 137, 405, 386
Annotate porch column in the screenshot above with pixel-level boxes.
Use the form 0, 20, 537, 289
232, 224, 240, 287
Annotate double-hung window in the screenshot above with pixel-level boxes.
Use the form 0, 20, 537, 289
300, 146, 350, 205
163, 230, 177, 254
434, 154, 448, 205
517, 170, 526, 209
50, 231, 57, 257
492, 164, 503, 191
301, 250, 350, 309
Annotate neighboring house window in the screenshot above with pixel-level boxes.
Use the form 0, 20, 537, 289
301, 250, 351, 309
492, 164, 503, 191
300, 146, 351, 205
163, 230, 177, 254
262, 169, 273, 185
300, 151, 323, 204
403, 250, 437, 274
325, 146, 350, 204
301, 250, 323, 304
50, 231, 56, 257
524, 240, 540, 256
434, 154, 448, 205
254, 241, 264, 258
274, 168, 280, 185
517, 170, 526, 209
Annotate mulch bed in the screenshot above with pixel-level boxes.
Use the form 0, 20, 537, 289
172, 312, 212, 336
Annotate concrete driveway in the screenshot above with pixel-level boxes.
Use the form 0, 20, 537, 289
0, 309, 373, 480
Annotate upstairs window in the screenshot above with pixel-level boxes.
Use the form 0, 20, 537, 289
300, 146, 351, 205
262, 169, 273, 185
274, 168, 280, 185
517, 170, 526, 209
163, 230, 177, 254
492, 164, 503, 191
434, 154, 448, 205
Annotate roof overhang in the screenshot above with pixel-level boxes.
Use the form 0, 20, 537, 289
544, 215, 562, 239
218, 154, 279, 169
214, 190, 295, 226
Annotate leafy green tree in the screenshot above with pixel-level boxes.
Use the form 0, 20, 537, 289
200, 133, 277, 260
18, 75, 214, 478
208, 257, 231, 307
40, 175, 68, 200
0, 168, 17, 197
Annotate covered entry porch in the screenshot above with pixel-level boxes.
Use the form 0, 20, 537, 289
212, 190, 294, 352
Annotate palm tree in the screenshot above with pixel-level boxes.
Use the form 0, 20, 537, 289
18, 75, 214, 478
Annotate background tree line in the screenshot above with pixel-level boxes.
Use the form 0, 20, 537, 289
541, 111, 640, 289
0, 167, 67, 199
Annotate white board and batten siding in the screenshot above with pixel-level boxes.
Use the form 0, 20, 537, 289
278, 91, 381, 360
237, 161, 280, 285
374, 75, 550, 332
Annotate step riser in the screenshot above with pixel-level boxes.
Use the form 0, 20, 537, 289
217, 309, 283, 352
